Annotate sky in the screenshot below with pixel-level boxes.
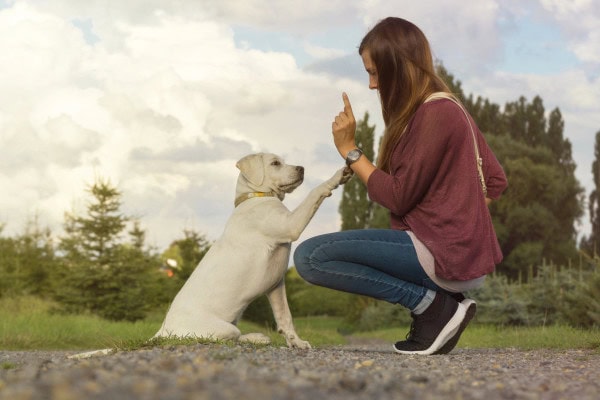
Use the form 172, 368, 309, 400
1, 0, 599, 254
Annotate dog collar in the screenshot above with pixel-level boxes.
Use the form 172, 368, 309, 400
234, 191, 278, 207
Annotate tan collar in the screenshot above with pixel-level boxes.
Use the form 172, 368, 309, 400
234, 191, 278, 207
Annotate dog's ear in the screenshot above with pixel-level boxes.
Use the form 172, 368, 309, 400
236, 154, 265, 186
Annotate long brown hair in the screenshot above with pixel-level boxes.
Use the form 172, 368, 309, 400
359, 17, 451, 172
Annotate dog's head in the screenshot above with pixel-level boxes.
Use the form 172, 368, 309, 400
236, 153, 304, 197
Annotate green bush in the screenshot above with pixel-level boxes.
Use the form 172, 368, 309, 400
52, 246, 163, 322
352, 300, 412, 332
269, 261, 600, 332
522, 264, 574, 326
466, 262, 599, 328
242, 267, 358, 329
560, 267, 600, 328
242, 295, 276, 329
467, 274, 529, 326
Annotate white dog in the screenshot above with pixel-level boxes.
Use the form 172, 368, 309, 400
154, 153, 352, 348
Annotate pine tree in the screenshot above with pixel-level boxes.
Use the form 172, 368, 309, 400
0, 218, 56, 298
0, 226, 19, 297
129, 220, 146, 251
54, 178, 159, 321
16, 217, 56, 297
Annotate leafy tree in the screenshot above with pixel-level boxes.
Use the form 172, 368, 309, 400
440, 65, 584, 278
166, 229, 211, 282
581, 131, 600, 257
487, 134, 583, 278
436, 62, 466, 101
53, 178, 160, 321
527, 96, 547, 143
546, 108, 576, 174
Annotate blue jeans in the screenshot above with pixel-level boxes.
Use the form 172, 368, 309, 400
293, 229, 444, 311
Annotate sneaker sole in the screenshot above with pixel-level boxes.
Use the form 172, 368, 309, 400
433, 299, 477, 355
393, 302, 467, 356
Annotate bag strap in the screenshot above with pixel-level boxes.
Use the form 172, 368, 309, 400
424, 92, 488, 197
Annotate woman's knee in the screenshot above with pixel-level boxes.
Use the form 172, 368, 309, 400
293, 240, 318, 282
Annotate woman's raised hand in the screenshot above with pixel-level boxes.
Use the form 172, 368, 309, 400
332, 92, 357, 158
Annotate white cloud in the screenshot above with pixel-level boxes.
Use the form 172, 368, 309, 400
0, 1, 359, 248
539, 0, 600, 67
204, 0, 358, 32
0, 0, 598, 250
357, 0, 503, 77
303, 42, 348, 60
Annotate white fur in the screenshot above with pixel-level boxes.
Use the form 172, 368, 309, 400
154, 153, 352, 348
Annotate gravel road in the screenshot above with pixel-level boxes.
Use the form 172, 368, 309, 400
1, 340, 599, 400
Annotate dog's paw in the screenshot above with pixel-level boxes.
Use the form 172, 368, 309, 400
339, 166, 354, 185
287, 337, 312, 350
281, 331, 311, 349
325, 167, 353, 192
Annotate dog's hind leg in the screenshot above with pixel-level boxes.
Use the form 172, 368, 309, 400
238, 332, 271, 345
205, 317, 270, 345
155, 313, 243, 343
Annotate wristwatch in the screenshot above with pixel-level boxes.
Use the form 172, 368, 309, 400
345, 148, 363, 166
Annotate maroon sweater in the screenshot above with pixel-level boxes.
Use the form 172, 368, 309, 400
367, 98, 507, 281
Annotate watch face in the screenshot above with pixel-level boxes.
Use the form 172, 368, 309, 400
348, 149, 360, 160
346, 149, 362, 165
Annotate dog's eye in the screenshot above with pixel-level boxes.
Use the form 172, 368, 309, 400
271, 160, 281, 166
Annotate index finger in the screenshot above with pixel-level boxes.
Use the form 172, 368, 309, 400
342, 92, 354, 117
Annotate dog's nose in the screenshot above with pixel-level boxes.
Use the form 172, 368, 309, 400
297, 166, 304, 177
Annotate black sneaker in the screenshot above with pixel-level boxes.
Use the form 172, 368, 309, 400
393, 292, 466, 355
449, 292, 466, 302
433, 298, 477, 355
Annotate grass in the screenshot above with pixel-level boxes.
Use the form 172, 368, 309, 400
0, 296, 157, 350
1, 362, 17, 370
1, 296, 599, 351
0, 296, 348, 351
356, 324, 600, 351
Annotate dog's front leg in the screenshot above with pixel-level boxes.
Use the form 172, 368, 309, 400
282, 167, 353, 242
266, 279, 311, 349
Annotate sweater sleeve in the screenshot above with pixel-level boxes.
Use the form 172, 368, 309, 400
367, 102, 454, 216
479, 137, 507, 200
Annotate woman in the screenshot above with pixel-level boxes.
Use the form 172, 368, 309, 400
293, 17, 507, 355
